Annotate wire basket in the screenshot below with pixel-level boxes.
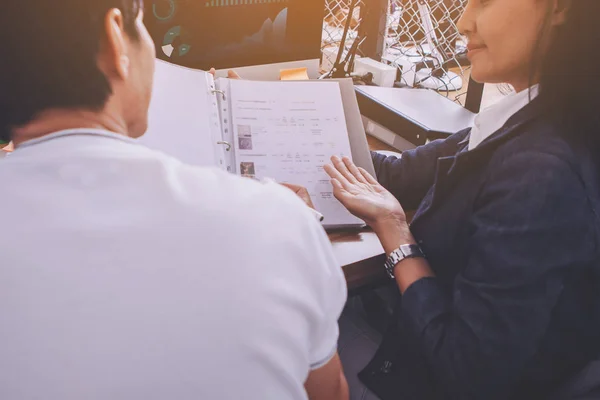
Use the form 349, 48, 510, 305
322, 0, 473, 106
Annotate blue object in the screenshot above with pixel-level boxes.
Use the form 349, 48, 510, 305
361, 99, 600, 399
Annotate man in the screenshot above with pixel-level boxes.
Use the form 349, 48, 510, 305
0, 1, 348, 399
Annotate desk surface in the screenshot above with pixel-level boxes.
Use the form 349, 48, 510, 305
329, 229, 387, 291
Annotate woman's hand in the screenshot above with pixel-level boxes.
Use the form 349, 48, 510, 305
324, 156, 409, 237
325, 156, 431, 291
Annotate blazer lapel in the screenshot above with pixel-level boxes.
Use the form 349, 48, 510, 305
410, 154, 458, 224
410, 99, 544, 225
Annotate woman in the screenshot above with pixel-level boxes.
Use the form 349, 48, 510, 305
326, 0, 600, 399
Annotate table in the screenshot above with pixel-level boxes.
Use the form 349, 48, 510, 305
330, 229, 387, 292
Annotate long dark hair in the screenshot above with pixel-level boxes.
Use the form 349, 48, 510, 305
536, 0, 600, 141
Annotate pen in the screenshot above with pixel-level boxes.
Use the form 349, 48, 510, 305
310, 208, 325, 222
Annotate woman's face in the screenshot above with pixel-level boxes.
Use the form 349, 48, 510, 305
458, 0, 564, 91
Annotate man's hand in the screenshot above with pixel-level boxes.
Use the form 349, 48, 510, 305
281, 183, 316, 210
1, 142, 13, 154
208, 68, 241, 79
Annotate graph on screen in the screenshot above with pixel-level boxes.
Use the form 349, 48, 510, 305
147, 0, 323, 70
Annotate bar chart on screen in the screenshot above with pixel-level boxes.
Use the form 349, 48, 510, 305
205, 0, 289, 6
147, 0, 322, 71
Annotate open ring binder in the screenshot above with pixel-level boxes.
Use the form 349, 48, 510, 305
211, 89, 226, 100
216, 141, 232, 152
143, 60, 372, 229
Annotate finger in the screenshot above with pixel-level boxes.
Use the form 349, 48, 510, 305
324, 163, 352, 190
330, 178, 347, 198
358, 167, 379, 185
228, 70, 241, 79
281, 183, 310, 199
330, 179, 353, 204
342, 156, 367, 184
209, 68, 216, 77
281, 183, 314, 208
280, 182, 302, 193
331, 155, 358, 184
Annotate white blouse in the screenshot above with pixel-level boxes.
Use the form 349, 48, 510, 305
469, 85, 539, 150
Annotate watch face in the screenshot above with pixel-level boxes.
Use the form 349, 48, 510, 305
145, 0, 325, 70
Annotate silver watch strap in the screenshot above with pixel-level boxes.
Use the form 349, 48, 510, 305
384, 244, 425, 279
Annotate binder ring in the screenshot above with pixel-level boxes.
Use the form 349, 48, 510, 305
211, 89, 226, 100
217, 141, 232, 152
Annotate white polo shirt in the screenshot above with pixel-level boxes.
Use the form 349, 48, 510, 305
0, 130, 347, 400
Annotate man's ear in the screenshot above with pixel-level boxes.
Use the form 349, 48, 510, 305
552, 0, 571, 26
97, 8, 130, 81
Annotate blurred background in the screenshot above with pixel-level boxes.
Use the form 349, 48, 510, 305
322, 0, 503, 109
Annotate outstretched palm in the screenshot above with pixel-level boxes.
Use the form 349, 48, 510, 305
324, 156, 406, 227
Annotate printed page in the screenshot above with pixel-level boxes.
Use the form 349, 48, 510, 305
140, 60, 225, 168
229, 79, 363, 228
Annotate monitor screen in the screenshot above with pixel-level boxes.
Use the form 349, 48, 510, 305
145, 0, 325, 71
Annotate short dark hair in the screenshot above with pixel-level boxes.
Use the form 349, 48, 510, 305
0, 0, 144, 142
536, 0, 600, 143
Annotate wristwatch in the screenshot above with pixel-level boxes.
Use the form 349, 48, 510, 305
384, 244, 425, 279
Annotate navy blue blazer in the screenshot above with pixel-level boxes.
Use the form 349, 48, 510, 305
360, 100, 600, 399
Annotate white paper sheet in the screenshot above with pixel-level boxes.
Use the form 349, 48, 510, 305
140, 60, 224, 168
228, 79, 363, 227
